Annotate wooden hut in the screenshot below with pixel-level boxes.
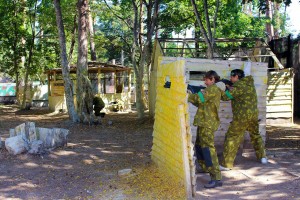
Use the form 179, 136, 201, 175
45, 62, 132, 112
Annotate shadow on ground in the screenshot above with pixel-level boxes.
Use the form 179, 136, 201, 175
0, 105, 299, 199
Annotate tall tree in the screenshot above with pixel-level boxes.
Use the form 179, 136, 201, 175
21, 0, 39, 109
0, 1, 27, 104
101, 0, 159, 118
245, 0, 291, 40
68, 13, 78, 62
190, 0, 220, 58
54, 0, 79, 123
131, 0, 159, 118
94, 0, 132, 64
76, 0, 94, 122
87, 4, 97, 61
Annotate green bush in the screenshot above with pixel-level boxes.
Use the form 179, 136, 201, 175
93, 96, 105, 116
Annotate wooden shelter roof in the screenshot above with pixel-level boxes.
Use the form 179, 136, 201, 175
45, 61, 131, 75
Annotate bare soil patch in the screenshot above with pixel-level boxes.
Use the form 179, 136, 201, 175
0, 105, 160, 199
0, 105, 299, 199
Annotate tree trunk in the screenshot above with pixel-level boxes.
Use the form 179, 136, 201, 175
54, 0, 79, 123
21, 0, 38, 109
265, 0, 274, 42
131, 0, 144, 118
87, 4, 97, 61
68, 13, 77, 62
131, 0, 159, 119
12, 24, 19, 104
194, 22, 200, 57
21, 37, 34, 109
190, 0, 216, 59
21, 63, 30, 109
273, 2, 280, 39
77, 0, 94, 122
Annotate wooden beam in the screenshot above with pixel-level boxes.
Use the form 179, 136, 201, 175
114, 70, 117, 94
265, 47, 284, 69
292, 70, 295, 124
128, 69, 132, 95
97, 68, 101, 94
178, 104, 192, 199
48, 73, 51, 96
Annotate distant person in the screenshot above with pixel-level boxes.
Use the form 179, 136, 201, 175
220, 69, 268, 171
188, 70, 225, 188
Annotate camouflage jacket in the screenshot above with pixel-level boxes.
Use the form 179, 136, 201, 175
188, 84, 221, 131
221, 76, 258, 122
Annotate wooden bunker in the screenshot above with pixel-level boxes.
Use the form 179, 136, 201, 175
150, 38, 295, 198
45, 62, 132, 112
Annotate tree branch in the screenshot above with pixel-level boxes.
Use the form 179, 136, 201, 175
103, 0, 132, 30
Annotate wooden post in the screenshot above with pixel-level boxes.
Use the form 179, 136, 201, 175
292, 68, 295, 124
128, 69, 132, 93
48, 73, 51, 96
178, 104, 193, 199
298, 40, 300, 65
114, 70, 117, 94
97, 68, 101, 94
54, 71, 56, 82
122, 71, 124, 93
103, 73, 106, 94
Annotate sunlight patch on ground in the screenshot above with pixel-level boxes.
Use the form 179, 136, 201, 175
117, 164, 186, 199
81, 154, 106, 165
45, 112, 68, 117
41, 164, 73, 170
111, 145, 122, 148
82, 158, 105, 165
101, 150, 133, 154
82, 159, 94, 165
0, 184, 36, 192
53, 150, 77, 156
236, 168, 295, 184
81, 145, 91, 149
17, 182, 36, 188
284, 135, 300, 139
24, 162, 39, 167
67, 142, 84, 148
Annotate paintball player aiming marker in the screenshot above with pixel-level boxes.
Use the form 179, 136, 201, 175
188, 70, 226, 188
219, 69, 268, 171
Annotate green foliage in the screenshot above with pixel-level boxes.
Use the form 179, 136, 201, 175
218, 4, 266, 38
252, 0, 292, 13
93, 0, 133, 65
0, 0, 296, 89
0, 0, 79, 83
159, 0, 194, 36
0, 1, 26, 78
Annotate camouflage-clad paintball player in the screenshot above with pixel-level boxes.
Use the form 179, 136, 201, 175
220, 69, 268, 171
188, 70, 226, 188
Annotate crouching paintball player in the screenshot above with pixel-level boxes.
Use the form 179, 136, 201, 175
188, 70, 226, 188
220, 69, 268, 171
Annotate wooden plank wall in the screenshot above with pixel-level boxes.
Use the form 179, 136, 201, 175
266, 69, 293, 124
151, 59, 195, 197
149, 40, 164, 117
50, 80, 65, 96
160, 57, 268, 148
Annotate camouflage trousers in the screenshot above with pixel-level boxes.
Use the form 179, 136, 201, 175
222, 119, 266, 169
195, 127, 222, 180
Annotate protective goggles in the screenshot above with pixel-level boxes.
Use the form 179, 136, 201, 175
230, 72, 237, 76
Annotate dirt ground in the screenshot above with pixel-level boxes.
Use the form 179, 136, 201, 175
0, 105, 300, 200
